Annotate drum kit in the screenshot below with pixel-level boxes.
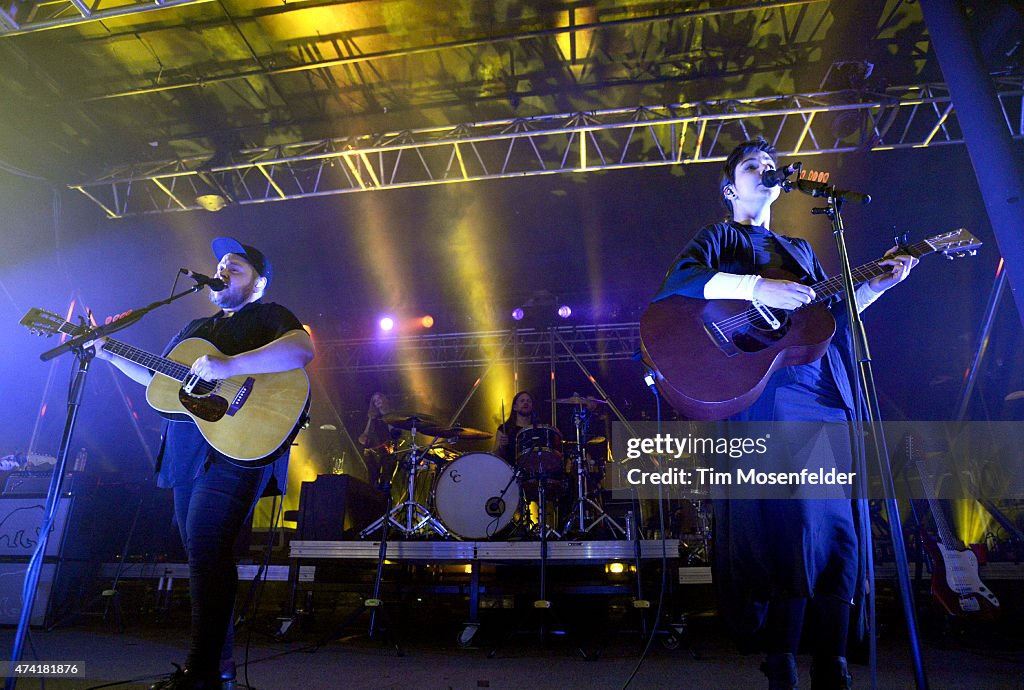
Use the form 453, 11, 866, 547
358, 395, 622, 541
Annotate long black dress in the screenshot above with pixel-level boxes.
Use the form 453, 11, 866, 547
654, 220, 860, 650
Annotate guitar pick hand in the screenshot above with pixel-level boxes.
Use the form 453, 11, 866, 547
752, 278, 816, 310
190, 354, 236, 381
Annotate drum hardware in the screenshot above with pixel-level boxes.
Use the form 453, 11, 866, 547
560, 401, 625, 539
360, 416, 450, 539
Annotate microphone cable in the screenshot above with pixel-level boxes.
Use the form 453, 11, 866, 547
621, 370, 671, 690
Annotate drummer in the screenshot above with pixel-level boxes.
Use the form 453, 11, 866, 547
494, 390, 537, 464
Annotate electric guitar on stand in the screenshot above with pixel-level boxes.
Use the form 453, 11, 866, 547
640, 229, 983, 420
20, 307, 310, 467
908, 433, 1000, 620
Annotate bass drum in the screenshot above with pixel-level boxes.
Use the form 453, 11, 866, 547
434, 452, 521, 539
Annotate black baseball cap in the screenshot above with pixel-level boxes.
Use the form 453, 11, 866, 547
211, 237, 273, 285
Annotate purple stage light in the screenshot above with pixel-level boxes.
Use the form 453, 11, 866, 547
511, 307, 525, 321
557, 305, 572, 318
379, 316, 395, 331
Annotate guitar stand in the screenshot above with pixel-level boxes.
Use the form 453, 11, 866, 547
318, 478, 404, 656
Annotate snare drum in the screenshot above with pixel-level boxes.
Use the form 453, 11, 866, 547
433, 452, 521, 539
515, 425, 563, 474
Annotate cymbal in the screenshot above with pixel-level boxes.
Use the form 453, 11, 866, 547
381, 412, 442, 430
565, 436, 607, 446
552, 395, 607, 406
423, 425, 493, 441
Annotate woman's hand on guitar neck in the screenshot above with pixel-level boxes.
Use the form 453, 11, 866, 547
751, 278, 816, 310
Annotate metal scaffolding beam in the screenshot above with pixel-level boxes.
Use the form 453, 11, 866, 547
316, 323, 641, 373
0, 0, 212, 36
71, 78, 1024, 218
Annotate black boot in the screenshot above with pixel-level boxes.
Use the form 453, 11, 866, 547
760, 653, 799, 690
148, 664, 222, 690
810, 656, 852, 690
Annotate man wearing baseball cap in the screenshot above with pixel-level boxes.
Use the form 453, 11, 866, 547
90, 237, 314, 689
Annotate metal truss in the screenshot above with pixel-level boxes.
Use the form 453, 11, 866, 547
71, 78, 1024, 218
316, 323, 641, 373
0, 0, 211, 36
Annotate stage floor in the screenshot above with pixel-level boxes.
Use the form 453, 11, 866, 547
5, 612, 1022, 689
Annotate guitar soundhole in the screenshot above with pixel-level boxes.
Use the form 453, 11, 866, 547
730, 309, 792, 353
178, 387, 229, 422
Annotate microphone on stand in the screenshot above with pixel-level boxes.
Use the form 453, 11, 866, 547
761, 163, 802, 191
180, 269, 227, 291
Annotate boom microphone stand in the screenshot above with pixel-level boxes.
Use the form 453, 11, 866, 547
11, 280, 215, 690
790, 177, 928, 689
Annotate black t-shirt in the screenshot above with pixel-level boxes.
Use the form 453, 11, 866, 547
156, 299, 305, 489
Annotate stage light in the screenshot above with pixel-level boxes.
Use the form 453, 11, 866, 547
421, 315, 435, 329
379, 317, 395, 331
511, 307, 525, 321
194, 171, 230, 212
557, 305, 572, 318
606, 562, 625, 574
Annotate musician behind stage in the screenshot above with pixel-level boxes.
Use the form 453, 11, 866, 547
652, 138, 918, 689
357, 391, 400, 488
88, 237, 314, 690
493, 390, 537, 464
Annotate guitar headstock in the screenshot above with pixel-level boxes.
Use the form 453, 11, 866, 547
925, 228, 983, 260
20, 308, 78, 338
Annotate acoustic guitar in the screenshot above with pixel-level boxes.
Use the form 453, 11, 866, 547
21, 308, 310, 467
640, 229, 982, 420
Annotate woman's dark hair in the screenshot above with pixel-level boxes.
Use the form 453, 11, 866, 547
719, 137, 778, 217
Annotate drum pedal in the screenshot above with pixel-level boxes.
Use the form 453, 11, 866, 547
632, 599, 651, 609
533, 599, 552, 609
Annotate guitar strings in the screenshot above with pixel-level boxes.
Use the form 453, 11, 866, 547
710, 239, 934, 334
709, 261, 889, 334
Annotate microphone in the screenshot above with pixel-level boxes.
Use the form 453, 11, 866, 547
761, 163, 802, 189
180, 269, 227, 292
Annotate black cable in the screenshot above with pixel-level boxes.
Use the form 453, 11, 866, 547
621, 380, 671, 689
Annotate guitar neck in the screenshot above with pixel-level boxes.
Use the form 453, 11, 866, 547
916, 459, 964, 550
102, 339, 190, 382
54, 321, 190, 383
809, 238, 936, 302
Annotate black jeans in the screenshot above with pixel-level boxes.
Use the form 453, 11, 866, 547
173, 458, 272, 676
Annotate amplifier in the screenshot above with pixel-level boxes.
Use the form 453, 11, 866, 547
3, 471, 56, 495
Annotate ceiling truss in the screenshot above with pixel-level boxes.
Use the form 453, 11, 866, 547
0, 0, 212, 36
316, 323, 641, 373
72, 78, 1024, 218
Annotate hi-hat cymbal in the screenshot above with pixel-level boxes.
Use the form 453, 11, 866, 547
423, 425, 493, 441
552, 395, 607, 405
382, 412, 442, 430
